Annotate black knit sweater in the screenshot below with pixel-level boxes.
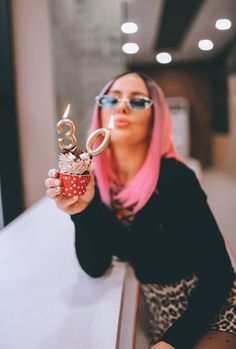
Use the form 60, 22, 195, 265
70, 157, 234, 349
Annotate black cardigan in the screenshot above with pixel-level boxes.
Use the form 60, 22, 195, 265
70, 157, 234, 349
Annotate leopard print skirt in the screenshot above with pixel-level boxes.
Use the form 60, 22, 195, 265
141, 274, 236, 346
110, 190, 236, 346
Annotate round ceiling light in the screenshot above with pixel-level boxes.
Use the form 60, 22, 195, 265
198, 39, 214, 51
215, 19, 232, 30
122, 43, 139, 54
121, 22, 138, 34
156, 52, 172, 64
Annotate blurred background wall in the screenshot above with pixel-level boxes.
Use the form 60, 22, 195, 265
48, 0, 125, 144
10, 0, 57, 215
1, 0, 236, 228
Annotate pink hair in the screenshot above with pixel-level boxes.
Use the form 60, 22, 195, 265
90, 72, 184, 214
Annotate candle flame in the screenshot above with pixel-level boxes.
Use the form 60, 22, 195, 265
107, 114, 114, 130
62, 104, 70, 119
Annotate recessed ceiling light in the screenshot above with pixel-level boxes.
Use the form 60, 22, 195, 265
121, 22, 138, 34
198, 39, 214, 51
156, 52, 172, 64
122, 43, 139, 54
215, 19, 232, 30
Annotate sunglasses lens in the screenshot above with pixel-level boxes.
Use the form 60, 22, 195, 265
130, 98, 152, 110
97, 95, 118, 108
96, 95, 152, 110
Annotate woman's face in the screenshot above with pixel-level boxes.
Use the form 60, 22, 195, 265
100, 73, 153, 146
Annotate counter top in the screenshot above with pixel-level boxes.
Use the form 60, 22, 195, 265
0, 197, 140, 349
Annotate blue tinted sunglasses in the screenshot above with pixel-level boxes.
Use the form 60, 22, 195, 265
95, 95, 153, 110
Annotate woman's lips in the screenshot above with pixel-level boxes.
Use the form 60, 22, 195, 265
114, 118, 130, 127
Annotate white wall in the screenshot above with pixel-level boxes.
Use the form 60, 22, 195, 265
11, 0, 57, 208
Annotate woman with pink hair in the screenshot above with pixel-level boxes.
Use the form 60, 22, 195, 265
45, 72, 236, 349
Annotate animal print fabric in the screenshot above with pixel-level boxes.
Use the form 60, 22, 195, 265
111, 188, 236, 346
141, 274, 236, 347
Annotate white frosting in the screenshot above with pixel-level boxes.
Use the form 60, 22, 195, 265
58, 152, 91, 175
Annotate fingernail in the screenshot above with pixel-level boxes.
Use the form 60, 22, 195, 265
73, 196, 78, 200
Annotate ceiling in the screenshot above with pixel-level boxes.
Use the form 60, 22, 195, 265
123, 0, 236, 64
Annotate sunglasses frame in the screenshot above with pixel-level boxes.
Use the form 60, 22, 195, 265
95, 95, 153, 110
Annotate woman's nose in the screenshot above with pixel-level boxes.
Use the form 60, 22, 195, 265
115, 98, 130, 113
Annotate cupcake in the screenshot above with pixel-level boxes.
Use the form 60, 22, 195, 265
58, 148, 92, 197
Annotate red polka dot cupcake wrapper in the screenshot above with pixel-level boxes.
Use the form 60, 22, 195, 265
59, 173, 90, 197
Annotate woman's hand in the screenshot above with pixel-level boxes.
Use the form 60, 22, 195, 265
151, 342, 175, 349
45, 169, 95, 215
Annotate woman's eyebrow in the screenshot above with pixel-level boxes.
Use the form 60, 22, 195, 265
109, 89, 148, 96
130, 91, 149, 97
108, 89, 122, 94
